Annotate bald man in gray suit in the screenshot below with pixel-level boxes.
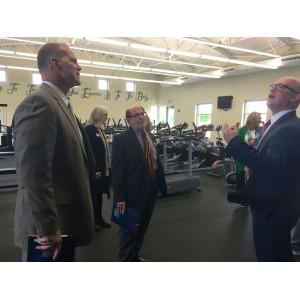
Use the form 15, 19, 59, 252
13, 42, 95, 261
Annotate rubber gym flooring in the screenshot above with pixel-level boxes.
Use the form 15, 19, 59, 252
0, 162, 258, 261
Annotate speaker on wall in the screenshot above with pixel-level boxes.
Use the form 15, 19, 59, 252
217, 96, 233, 110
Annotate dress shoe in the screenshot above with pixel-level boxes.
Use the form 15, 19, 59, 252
292, 249, 300, 256
94, 225, 101, 232
135, 256, 151, 262
227, 192, 249, 206
97, 219, 112, 228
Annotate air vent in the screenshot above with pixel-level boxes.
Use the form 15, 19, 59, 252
223, 68, 235, 73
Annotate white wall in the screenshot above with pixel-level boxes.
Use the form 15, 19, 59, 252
158, 65, 300, 141
1, 63, 300, 141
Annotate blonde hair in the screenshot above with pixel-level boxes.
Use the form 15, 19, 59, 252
86, 106, 109, 128
245, 112, 261, 130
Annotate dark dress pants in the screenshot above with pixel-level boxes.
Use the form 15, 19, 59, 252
93, 193, 104, 225
251, 204, 298, 262
118, 178, 158, 262
236, 171, 245, 192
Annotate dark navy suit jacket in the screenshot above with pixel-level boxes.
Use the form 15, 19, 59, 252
226, 111, 300, 217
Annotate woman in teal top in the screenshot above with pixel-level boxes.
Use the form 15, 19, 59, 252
235, 112, 263, 192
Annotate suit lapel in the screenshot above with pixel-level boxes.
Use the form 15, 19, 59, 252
128, 128, 145, 160
258, 111, 296, 150
40, 84, 88, 159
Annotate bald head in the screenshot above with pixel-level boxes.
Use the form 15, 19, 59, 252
279, 76, 300, 93
267, 76, 300, 114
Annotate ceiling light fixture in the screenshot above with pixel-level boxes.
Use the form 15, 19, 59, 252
95, 74, 182, 85
0, 37, 44, 45
129, 43, 167, 53
0, 49, 15, 55
15, 52, 37, 57
0, 63, 182, 85
201, 54, 278, 69
85, 37, 128, 47
85, 61, 220, 78
182, 37, 280, 58
7, 65, 38, 71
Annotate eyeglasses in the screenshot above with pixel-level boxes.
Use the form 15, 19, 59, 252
128, 112, 146, 118
270, 83, 299, 94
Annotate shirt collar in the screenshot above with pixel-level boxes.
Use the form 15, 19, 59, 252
271, 109, 295, 125
43, 81, 69, 107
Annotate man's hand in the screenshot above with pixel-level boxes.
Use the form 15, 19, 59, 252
96, 172, 102, 179
116, 201, 126, 215
222, 123, 239, 143
35, 230, 62, 261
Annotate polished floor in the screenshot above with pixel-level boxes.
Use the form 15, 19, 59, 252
0, 167, 258, 262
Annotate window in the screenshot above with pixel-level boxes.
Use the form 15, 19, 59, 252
167, 106, 175, 127
126, 81, 135, 92
159, 106, 167, 123
32, 73, 42, 85
149, 105, 158, 126
149, 105, 173, 127
0, 70, 6, 82
195, 103, 213, 138
98, 79, 109, 90
243, 100, 268, 125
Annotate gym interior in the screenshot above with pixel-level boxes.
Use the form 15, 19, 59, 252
1, 37, 300, 262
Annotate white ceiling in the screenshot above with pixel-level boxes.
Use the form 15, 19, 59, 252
0, 37, 300, 85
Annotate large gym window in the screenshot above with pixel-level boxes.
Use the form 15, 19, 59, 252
126, 81, 135, 92
159, 106, 167, 123
149, 105, 175, 127
149, 105, 158, 126
195, 103, 212, 138
167, 106, 175, 127
243, 100, 268, 125
32, 73, 42, 85
0, 70, 6, 82
98, 79, 109, 90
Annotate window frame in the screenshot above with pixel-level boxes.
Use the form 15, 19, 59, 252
98, 79, 109, 90
242, 100, 268, 125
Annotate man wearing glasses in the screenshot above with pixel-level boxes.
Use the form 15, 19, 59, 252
112, 106, 167, 261
222, 76, 300, 261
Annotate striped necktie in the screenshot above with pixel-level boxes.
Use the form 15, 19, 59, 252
141, 130, 156, 178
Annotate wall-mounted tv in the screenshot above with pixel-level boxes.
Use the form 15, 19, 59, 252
217, 96, 233, 110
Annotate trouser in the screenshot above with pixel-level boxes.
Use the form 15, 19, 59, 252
251, 205, 298, 262
236, 171, 245, 192
118, 196, 156, 261
118, 178, 158, 262
93, 193, 104, 225
291, 217, 300, 248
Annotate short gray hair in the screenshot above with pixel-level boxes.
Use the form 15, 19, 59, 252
86, 106, 109, 126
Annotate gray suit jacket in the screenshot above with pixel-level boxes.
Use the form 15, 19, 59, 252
13, 83, 94, 247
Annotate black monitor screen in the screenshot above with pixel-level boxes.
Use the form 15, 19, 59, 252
217, 96, 233, 109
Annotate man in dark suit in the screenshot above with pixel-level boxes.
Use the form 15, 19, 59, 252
13, 42, 95, 261
222, 76, 300, 261
112, 106, 167, 261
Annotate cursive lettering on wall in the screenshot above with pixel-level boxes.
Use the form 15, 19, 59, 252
3, 82, 151, 102
7, 82, 20, 94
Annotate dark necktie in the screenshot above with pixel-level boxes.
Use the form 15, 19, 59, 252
141, 130, 156, 178
257, 119, 271, 148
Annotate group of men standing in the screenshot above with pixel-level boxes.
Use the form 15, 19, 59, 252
12, 41, 300, 262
